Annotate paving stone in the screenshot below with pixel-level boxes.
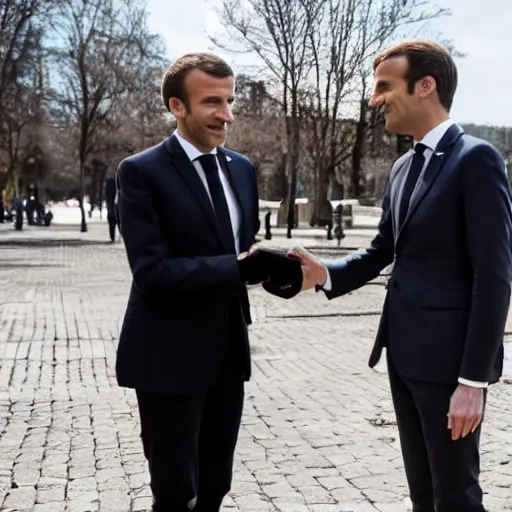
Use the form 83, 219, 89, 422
0, 222, 510, 511
2, 485, 37, 510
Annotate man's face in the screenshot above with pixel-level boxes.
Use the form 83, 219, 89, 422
368, 56, 420, 135
170, 69, 235, 152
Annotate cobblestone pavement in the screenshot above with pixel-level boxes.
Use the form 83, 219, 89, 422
0, 223, 512, 512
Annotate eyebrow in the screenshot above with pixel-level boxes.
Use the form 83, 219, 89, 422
201, 96, 235, 103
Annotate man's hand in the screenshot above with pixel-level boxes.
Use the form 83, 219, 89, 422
287, 246, 327, 291
238, 247, 301, 288
238, 242, 262, 260
247, 243, 261, 255
447, 384, 484, 441
237, 249, 268, 284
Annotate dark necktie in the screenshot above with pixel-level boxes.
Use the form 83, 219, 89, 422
196, 154, 236, 254
398, 143, 427, 228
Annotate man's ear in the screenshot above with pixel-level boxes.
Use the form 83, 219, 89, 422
169, 97, 186, 119
417, 76, 437, 99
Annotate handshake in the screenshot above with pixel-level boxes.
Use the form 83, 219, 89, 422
237, 247, 304, 299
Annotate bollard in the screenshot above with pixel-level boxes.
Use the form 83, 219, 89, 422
264, 211, 272, 240
326, 219, 333, 240
14, 201, 23, 231
333, 204, 344, 246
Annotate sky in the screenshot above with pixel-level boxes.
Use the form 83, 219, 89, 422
145, 0, 511, 126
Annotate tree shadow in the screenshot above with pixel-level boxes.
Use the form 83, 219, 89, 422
0, 239, 114, 248
0, 262, 63, 269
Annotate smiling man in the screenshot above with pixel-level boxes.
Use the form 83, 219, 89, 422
288, 41, 512, 511
114, 53, 281, 512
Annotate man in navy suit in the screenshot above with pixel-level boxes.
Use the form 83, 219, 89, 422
288, 41, 512, 511
115, 53, 300, 511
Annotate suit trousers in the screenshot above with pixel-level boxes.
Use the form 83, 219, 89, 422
387, 353, 486, 512
136, 316, 245, 512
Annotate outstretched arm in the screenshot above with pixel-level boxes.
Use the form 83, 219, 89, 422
289, 181, 395, 299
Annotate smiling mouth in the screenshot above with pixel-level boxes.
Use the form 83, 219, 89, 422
207, 125, 226, 133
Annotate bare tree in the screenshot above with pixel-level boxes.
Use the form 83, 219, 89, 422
227, 76, 288, 201
0, 0, 52, 114
214, 0, 324, 237
229, 75, 283, 151
90, 60, 169, 164
49, 0, 163, 231
303, 0, 450, 222
118, 60, 170, 153
0, 0, 55, 193
215, 0, 454, 230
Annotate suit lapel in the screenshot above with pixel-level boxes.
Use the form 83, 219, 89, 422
395, 123, 465, 242
405, 152, 446, 222
164, 135, 223, 246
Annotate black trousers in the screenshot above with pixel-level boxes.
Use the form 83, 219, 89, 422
387, 354, 486, 512
136, 337, 245, 512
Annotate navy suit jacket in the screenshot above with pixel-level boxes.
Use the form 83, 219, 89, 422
324, 124, 512, 385
115, 135, 260, 394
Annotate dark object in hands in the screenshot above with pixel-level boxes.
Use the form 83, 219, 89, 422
238, 248, 302, 299
238, 249, 271, 285
262, 251, 302, 299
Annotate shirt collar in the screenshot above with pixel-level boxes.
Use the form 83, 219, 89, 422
173, 129, 217, 162
415, 118, 455, 152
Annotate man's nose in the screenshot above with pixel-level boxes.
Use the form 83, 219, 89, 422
218, 104, 234, 123
368, 93, 381, 108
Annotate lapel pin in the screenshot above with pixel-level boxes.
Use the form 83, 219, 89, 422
226, 156, 232, 162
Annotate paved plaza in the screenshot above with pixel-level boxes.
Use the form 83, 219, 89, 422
0, 221, 511, 512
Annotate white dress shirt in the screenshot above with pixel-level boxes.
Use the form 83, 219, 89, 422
414, 118, 454, 170
173, 130, 241, 254
322, 119, 487, 388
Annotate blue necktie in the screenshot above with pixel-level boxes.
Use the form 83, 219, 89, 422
398, 143, 427, 228
196, 154, 236, 254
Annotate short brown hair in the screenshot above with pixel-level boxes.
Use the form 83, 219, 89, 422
373, 40, 457, 111
161, 53, 234, 111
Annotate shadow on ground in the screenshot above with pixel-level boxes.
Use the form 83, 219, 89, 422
0, 262, 63, 269
0, 239, 113, 248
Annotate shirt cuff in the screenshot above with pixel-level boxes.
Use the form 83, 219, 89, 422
458, 377, 488, 388
319, 267, 332, 291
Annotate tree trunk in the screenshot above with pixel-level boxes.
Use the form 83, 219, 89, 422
11, 165, 20, 198
351, 100, 367, 198
285, 152, 297, 238
309, 165, 331, 226
99, 174, 104, 219
277, 115, 300, 237
285, 114, 300, 238
89, 177, 95, 218
79, 160, 87, 232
